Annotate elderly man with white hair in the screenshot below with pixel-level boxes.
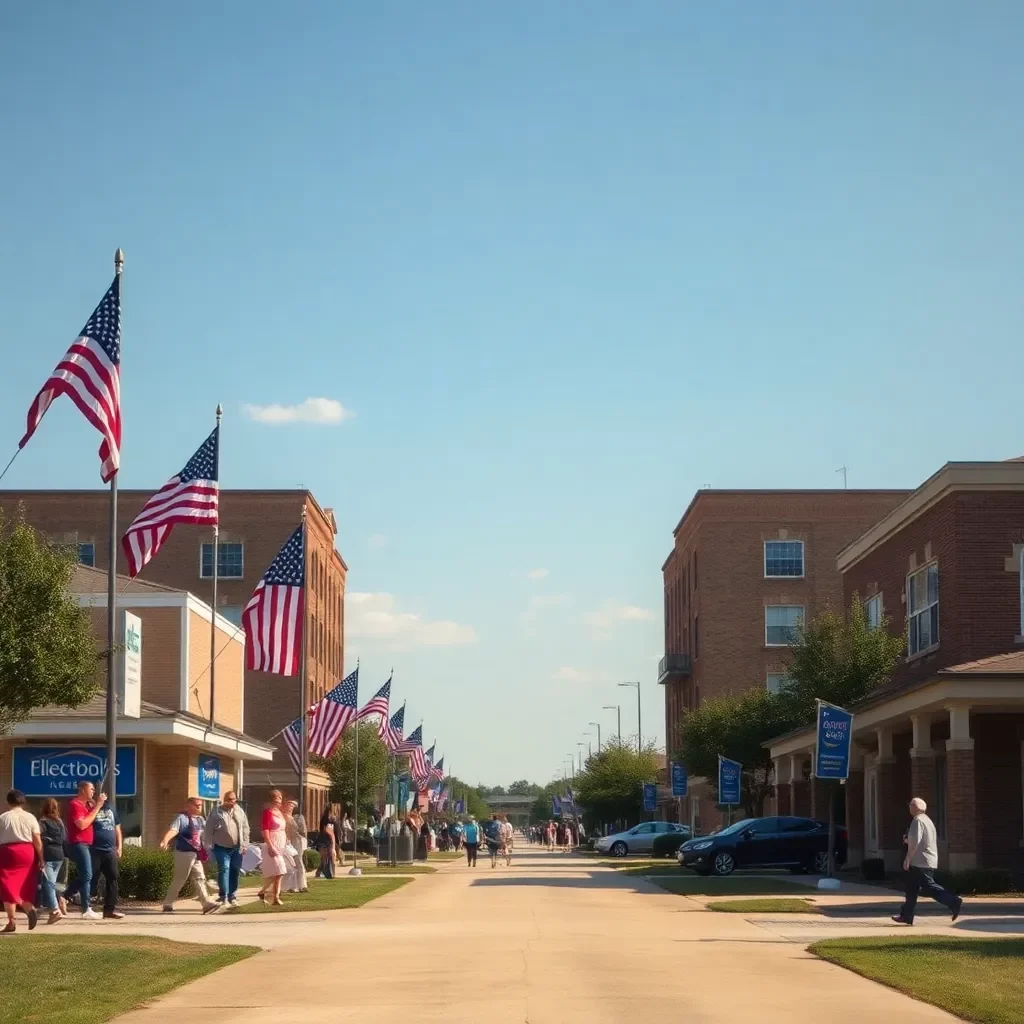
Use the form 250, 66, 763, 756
892, 796, 963, 925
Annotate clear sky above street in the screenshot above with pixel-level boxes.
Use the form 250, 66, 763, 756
2, 3, 1022, 785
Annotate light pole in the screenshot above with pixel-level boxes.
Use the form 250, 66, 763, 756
589, 721, 602, 751
566, 756, 576, 782
603, 705, 621, 744
619, 681, 641, 753
577, 741, 587, 773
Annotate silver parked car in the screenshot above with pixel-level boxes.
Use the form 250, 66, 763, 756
594, 821, 691, 857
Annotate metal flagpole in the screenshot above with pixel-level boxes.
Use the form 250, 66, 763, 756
209, 404, 222, 728
297, 506, 309, 820
105, 248, 124, 808
349, 661, 362, 875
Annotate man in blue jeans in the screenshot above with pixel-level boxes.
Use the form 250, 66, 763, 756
892, 797, 963, 926
202, 791, 250, 907
64, 780, 105, 920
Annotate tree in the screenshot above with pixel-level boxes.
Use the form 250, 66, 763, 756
446, 777, 491, 820
319, 721, 390, 819
573, 739, 660, 830
529, 780, 566, 823
508, 779, 542, 797
478, 784, 506, 798
0, 509, 99, 734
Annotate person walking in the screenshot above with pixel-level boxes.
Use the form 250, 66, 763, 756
63, 780, 105, 920
315, 805, 338, 879
892, 797, 963, 926
159, 797, 220, 914
0, 790, 42, 933
203, 791, 249, 907
483, 814, 503, 868
37, 799, 67, 924
89, 793, 123, 919
546, 821, 556, 852
500, 816, 514, 867
258, 790, 289, 906
463, 816, 480, 867
282, 800, 308, 894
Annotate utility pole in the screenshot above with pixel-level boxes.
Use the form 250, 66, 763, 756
589, 721, 602, 751
836, 465, 848, 489
619, 681, 641, 753
603, 705, 621, 745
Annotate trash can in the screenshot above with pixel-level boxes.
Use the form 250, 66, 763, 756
376, 832, 414, 865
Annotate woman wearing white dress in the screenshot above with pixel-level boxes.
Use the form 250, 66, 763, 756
258, 790, 290, 906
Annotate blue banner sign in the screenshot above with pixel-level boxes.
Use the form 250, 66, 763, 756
197, 755, 220, 799
13, 745, 137, 798
814, 701, 854, 780
670, 761, 688, 798
454, 798, 465, 814
642, 782, 657, 813
718, 755, 742, 806
552, 795, 562, 817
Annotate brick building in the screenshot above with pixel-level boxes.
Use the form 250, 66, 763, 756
0, 489, 346, 826
0, 566, 273, 845
660, 489, 908, 830
769, 462, 1024, 874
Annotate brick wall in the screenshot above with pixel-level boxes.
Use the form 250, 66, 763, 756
186, 607, 244, 732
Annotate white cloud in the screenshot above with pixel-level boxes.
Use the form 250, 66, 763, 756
368, 533, 388, 549
243, 397, 354, 425
553, 666, 590, 683
583, 601, 656, 629
526, 568, 549, 580
346, 592, 476, 648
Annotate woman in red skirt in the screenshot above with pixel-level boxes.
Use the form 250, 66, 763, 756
0, 789, 43, 933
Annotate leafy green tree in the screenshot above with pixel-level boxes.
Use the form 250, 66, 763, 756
446, 777, 490, 819
508, 779, 542, 797
320, 721, 390, 819
529, 780, 566, 823
0, 509, 99, 734
573, 739, 660, 830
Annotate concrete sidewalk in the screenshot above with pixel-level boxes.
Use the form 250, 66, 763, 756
100, 845, 976, 1022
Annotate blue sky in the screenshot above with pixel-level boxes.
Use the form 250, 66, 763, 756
2, 3, 1022, 785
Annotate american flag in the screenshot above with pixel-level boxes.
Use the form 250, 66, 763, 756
397, 724, 428, 781
436, 788, 449, 812
356, 676, 391, 723
243, 524, 304, 675
308, 668, 358, 758
21, 275, 121, 482
281, 716, 303, 773
121, 428, 219, 577
381, 703, 405, 752
424, 743, 436, 766
431, 756, 445, 784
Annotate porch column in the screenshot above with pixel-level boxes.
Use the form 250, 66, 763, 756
945, 704, 976, 871
875, 726, 903, 873
775, 757, 792, 815
845, 747, 865, 870
790, 754, 811, 816
910, 714, 937, 811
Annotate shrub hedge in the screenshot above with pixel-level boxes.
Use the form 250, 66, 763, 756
934, 868, 1016, 895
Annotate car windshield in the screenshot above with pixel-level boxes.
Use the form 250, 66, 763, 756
713, 818, 757, 836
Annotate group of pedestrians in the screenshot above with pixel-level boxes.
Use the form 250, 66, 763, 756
529, 819, 577, 852
459, 814, 513, 868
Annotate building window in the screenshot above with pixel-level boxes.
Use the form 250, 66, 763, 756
77, 542, 95, 567
766, 673, 787, 695
864, 593, 882, 630
764, 540, 804, 578
765, 605, 803, 646
200, 542, 244, 579
907, 563, 939, 655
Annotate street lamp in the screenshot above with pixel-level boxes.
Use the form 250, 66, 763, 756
577, 740, 588, 773
589, 721, 602, 751
619, 681, 641, 753
603, 705, 621, 744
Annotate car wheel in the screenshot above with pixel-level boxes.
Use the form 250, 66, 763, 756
813, 851, 830, 874
711, 851, 735, 876
610, 841, 628, 858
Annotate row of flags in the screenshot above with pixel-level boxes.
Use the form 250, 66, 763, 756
15, 270, 449, 797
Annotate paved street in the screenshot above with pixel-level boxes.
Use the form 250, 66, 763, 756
92, 845, 1001, 1023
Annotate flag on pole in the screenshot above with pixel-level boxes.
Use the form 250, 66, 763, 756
21, 275, 121, 481
381, 704, 405, 752
430, 756, 445, 784
121, 428, 219, 576
281, 716, 303, 773
357, 676, 391, 722
396, 724, 428, 780
308, 668, 359, 758
424, 743, 436, 765
243, 525, 304, 675
436, 788, 449, 812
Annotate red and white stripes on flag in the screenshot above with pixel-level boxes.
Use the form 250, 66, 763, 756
307, 670, 358, 759
243, 525, 305, 676
20, 275, 121, 482
356, 676, 391, 723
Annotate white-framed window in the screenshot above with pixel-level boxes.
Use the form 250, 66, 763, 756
766, 673, 787, 695
77, 542, 95, 567
765, 605, 803, 646
764, 539, 804, 578
200, 542, 244, 579
864, 593, 882, 630
907, 562, 939, 655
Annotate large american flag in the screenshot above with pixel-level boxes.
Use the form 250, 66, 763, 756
381, 703, 405, 752
21, 275, 121, 481
356, 676, 391, 723
308, 668, 358, 759
397, 724, 428, 781
121, 428, 219, 577
281, 715, 303, 773
430, 755, 445, 784
243, 524, 304, 675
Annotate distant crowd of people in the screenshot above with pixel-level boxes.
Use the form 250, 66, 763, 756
528, 819, 582, 852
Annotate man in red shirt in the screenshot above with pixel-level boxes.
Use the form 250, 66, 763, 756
63, 781, 106, 920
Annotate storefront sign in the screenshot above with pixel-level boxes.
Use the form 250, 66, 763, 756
12, 745, 137, 798
642, 782, 658, 813
197, 754, 220, 799
718, 755, 742, 806
670, 761, 688, 798
119, 610, 142, 719
814, 700, 854, 780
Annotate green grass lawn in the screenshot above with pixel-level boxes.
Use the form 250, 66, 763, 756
707, 898, 820, 914
643, 874, 813, 897
230, 876, 410, 913
237, 863, 434, 886
617, 862, 692, 876
430, 851, 463, 860
811, 937, 1024, 1024
0, 935, 257, 1024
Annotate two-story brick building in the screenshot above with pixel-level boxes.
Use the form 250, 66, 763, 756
769, 462, 1024, 875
